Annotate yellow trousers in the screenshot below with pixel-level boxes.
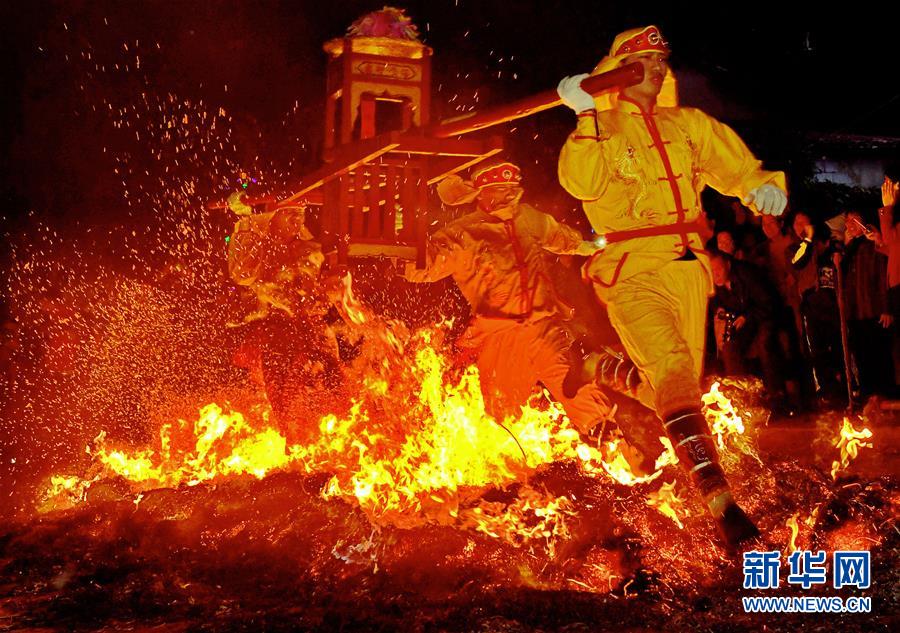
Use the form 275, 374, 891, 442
598, 259, 710, 418
459, 316, 611, 433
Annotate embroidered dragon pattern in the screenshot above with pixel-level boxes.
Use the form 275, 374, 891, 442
613, 145, 649, 219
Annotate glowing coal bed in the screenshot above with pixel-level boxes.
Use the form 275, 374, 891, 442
1, 300, 895, 631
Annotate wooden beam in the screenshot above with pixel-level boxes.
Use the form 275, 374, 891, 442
425, 144, 504, 184
393, 134, 503, 157
429, 63, 644, 138
275, 132, 502, 210
347, 243, 418, 260
277, 132, 402, 206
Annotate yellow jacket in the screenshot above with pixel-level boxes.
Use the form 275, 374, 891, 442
559, 98, 785, 290
405, 203, 587, 321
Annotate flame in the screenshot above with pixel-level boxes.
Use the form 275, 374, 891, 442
598, 436, 660, 486
337, 272, 368, 325
700, 381, 760, 464
42, 274, 692, 547
45, 326, 641, 544
316, 346, 587, 524
654, 436, 678, 470
91, 405, 291, 488
39, 474, 98, 512
786, 511, 800, 552
572, 430, 665, 486
459, 486, 576, 556
645, 480, 687, 529
830, 417, 873, 480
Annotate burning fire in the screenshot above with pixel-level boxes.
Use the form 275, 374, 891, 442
830, 417, 873, 480
459, 486, 576, 556
90, 404, 290, 487
39, 326, 636, 544
645, 480, 687, 529
40, 283, 760, 548
701, 381, 761, 465
786, 511, 800, 552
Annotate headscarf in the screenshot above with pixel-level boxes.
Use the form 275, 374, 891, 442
590, 25, 677, 112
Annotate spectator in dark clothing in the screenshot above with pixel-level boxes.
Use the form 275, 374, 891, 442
754, 215, 802, 329
752, 213, 814, 409
842, 211, 895, 397
716, 229, 740, 258
878, 173, 900, 384
789, 211, 845, 403
709, 251, 790, 411
730, 200, 766, 258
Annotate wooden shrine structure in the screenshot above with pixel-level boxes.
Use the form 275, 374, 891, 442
216, 12, 642, 269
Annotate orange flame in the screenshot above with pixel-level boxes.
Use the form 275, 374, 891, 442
786, 511, 800, 552
830, 417, 873, 480
645, 480, 687, 529
91, 405, 291, 488
42, 329, 629, 546
41, 274, 691, 547
700, 381, 760, 464
38, 474, 98, 512
459, 486, 576, 556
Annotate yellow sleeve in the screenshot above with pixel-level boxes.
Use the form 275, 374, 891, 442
689, 108, 786, 202
533, 207, 586, 255
558, 110, 610, 201
403, 226, 461, 283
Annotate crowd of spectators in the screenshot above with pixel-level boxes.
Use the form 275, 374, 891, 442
701, 169, 900, 414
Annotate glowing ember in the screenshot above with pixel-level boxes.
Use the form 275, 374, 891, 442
459, 486, 576, 556
830, 417, 873, 480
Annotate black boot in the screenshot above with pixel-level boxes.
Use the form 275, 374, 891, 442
717, 501, 760, 549
663, 408, 759, 549
563, 342, 641, 399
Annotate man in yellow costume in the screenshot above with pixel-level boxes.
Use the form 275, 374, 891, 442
227, 192, 345, 434
557, 25, 787, 548
405, 161, 613, 436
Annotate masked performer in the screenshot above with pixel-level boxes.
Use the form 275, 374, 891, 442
404, 161, 613, 437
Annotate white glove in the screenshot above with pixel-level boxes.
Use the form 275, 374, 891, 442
743, 184, 787, 216
557, 73, 595, 113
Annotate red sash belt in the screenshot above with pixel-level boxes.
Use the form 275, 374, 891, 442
601, 219, 704, 245
584, 219, 706, 288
